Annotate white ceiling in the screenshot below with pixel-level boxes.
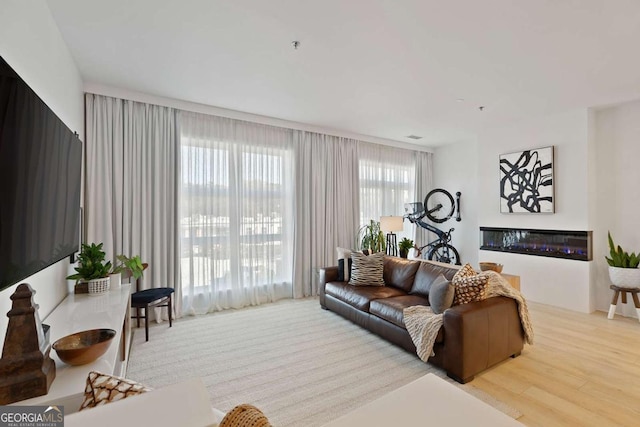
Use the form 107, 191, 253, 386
46, 0, 640, 147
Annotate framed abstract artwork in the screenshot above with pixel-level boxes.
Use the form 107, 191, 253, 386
499, 146, 554, 213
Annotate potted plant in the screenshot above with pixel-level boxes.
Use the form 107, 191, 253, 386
357, 220, 386, 254
114, 254, 146, 282
398, 238, 414, 258
605, 231, 640, 287
66, 243, 112, 294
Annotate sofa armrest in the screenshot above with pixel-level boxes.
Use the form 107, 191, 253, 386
318, 266, 339, 307
441, 296, 524, 383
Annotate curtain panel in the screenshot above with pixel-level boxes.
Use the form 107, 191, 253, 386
292, 131, 360, 298
180, 112, 295, 314
414, 151, 434, 249
85, 93, 181, 317
357, 142, 418, 247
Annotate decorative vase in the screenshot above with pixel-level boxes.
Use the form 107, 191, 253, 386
608, 266, 640, 288
399, 249, 409, 258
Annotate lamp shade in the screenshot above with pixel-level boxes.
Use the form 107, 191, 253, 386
380, 216, 404, 232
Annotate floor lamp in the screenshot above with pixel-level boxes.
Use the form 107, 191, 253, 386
380, 216, 404, 257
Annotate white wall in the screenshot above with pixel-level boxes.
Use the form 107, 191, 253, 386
477, 109, 594, 312
0, 0, 84, 341
433, 140, 479, 267
593, 100, 640, 317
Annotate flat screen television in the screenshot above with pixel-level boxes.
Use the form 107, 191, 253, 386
0, 55, 82, 292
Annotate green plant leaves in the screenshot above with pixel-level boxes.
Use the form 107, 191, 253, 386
607, 232, 640, 268
66, 242, 112, 282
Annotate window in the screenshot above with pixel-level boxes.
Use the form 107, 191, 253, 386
180, 135, 294, 309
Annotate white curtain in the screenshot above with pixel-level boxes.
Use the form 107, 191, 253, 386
180, 112, 294, 314
85, 93, 181, 317
358, 142, 417, 246
292, 131, 360, 298
414, 151, 434, 249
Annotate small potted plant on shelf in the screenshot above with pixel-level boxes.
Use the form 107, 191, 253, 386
66, 243, 112, 295
398, 238, 414, 259
357, 220, 386, 254
606, 231, 640, 287
114, 254, 146, 282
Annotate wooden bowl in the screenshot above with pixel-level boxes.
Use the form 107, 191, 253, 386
479, 262, 504, 274
52, 328, 116, 366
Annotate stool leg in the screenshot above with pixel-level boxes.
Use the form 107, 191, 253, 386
622, 291, 628, 304
631, 292, 640, 323
144, 305, 149, 342
168, 294, 173, 328
608, 290, 620, 319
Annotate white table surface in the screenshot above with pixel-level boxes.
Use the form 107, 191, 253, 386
323, 373, 522, 427
13, 285, 131, 408
64, 378, 218, 427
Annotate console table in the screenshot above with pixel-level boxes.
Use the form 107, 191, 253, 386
13, 284, 132, 411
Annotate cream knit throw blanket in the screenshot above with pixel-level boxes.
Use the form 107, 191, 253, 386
403, 271, 534, 362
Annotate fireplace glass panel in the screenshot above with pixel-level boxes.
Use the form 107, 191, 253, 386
480, 227, 592, 261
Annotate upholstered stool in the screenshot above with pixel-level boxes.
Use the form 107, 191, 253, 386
607, 285, 640, 322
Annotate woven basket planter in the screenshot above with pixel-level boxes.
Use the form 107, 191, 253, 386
87, 277, 110, 295
608, 266, 640, 288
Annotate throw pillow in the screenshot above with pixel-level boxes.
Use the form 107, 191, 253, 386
79, 371, 152, 411
428, 274, 455, 314
336, 247, 352, 282
452, 263, 488, 305
349, 251, 385, 287
220, 404, 271, 427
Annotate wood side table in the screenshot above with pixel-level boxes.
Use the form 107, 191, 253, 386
500, 274, 520, 291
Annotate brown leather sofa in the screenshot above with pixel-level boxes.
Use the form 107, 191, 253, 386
319, 257, 524, 383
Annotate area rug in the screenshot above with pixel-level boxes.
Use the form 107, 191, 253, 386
127, 298, 521, 426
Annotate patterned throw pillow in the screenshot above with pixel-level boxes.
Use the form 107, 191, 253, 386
336, 247, 352, 282
349, 252, 385, 287
79, 371, 152, 411
452, 263, 488, 305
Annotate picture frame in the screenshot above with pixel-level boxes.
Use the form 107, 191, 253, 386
499, 146, 554, 213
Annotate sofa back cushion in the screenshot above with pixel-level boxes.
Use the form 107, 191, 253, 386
383, 257, 420, 292
410, 261, 460, 298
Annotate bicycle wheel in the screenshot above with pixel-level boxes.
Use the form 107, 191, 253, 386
424, 189, 455, 223
428, 243, 461, 265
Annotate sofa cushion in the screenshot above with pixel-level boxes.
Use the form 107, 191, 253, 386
428, 274, 455, 314
383, 257, 420, 292
349, 252, 385, 287
325, 281, 405, 311
370, 296, 444, 343
410, 261, 460, 297
452, 263, 489, 305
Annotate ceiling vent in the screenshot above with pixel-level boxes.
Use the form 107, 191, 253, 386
406, 135, 423, 140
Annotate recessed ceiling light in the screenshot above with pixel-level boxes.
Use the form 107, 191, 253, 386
406, 135, 423, 140
456, 98, 465, 102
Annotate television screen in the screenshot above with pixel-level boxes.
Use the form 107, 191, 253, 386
0, 56, 82, 292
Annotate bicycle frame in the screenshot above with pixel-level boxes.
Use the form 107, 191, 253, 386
403, 209, 454, 255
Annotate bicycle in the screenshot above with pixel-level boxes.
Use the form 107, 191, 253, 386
403, 188, 461, 265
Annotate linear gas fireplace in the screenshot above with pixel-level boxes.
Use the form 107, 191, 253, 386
480, 227, 592, 261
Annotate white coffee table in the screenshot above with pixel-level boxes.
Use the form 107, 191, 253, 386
322, 373, 521, 427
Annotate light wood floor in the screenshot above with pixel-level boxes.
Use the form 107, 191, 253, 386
472, 302, 640, 426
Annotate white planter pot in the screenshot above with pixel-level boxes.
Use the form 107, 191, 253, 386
109, 272, 122, 290
88, 277, 110, 295
608, 266, 640, 288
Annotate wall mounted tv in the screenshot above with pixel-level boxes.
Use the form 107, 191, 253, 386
0, 55, 82, 292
